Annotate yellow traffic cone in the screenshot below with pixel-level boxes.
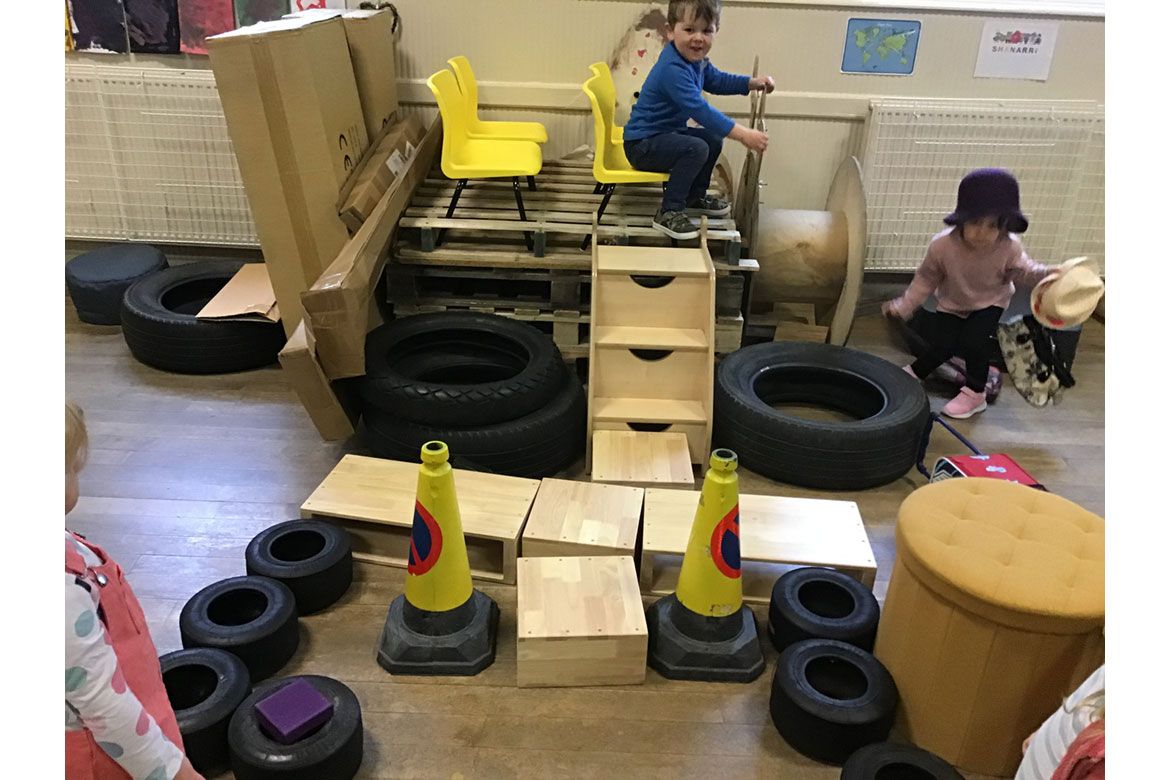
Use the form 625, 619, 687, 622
404, 441, 473, 613
676, 448, 743, 618
645, 448, 764, 682
377, 441, 499, 676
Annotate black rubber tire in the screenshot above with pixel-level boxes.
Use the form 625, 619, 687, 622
120, 260, 285, 374
159, 647, 251, 775
67, 244, 169, 325
179, 576, 300, 682
713, 342, 930, 489
362, 370, 586, 478
361, 312, 566, 425
228, 675, 363, 780
768, 567, 881, 653
245, 520, 353, 616
840, 742, 963, 780
770, 639, 899, 766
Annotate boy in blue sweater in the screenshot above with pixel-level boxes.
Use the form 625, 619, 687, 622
624, 0, 773, 239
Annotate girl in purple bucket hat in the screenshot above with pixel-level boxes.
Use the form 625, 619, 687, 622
883, 168, 1065, 419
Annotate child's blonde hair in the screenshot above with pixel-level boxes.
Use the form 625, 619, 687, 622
66, 400, 88, 474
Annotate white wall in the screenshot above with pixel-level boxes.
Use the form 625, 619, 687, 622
66, 0, 1104, 212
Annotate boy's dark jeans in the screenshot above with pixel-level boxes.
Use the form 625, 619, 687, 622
911, 306, 1004, 391
624, 127, 724, 212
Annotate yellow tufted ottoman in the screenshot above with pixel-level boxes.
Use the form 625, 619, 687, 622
874, 479, 1104, 776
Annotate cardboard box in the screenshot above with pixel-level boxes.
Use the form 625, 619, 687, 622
285, 7, 400, 142
301, 117, 442, 380
338, 114, 424, 233
208, 16, 370, 337
278, 320, 359, 441
342, 10, 399, 141
197, 263, 280, 323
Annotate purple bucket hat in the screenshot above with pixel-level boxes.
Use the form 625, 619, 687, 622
943, 168, 1029, 234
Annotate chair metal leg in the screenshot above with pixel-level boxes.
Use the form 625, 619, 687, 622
527, 176, 537, 192
580, 184, 615, 251
435, 178, 467, 248
513, 177, 534, 252
593, 182, 604, 195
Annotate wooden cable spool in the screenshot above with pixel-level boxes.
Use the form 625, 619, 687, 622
751, 157, 867, 346
730, 56, 868, 346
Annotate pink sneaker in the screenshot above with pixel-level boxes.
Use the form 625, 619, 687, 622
942, 386, 987, 419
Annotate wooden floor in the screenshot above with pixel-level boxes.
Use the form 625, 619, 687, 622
64, 297, 1104, 780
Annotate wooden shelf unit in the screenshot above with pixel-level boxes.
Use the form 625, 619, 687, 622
586, 232, 716, 472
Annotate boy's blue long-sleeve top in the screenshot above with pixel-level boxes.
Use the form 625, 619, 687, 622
623, 42, 750, 141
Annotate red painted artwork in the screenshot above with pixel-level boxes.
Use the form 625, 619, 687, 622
177, 0, 234, 54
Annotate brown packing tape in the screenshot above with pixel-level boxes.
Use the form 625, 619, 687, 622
278, 320, 358, 440
301, 117, 443, 380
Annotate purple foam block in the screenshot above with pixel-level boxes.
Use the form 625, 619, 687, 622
254, 678, 334, 745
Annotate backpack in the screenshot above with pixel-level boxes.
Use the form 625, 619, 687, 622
997, 315, 1076, 407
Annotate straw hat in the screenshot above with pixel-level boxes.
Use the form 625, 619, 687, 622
1030, 257, 1104, 329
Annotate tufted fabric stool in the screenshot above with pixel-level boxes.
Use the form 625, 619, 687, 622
66, 244, 168, 325
873, 479, 1103, 776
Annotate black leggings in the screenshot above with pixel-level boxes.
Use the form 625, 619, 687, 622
910, 306, 1003, 391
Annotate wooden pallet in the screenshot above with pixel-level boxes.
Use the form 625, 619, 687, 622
390, 301, 744, 360
387, 263, 745, 317
396, 159, 744, 264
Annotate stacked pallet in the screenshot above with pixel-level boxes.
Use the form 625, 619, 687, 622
386, 159, 758, 361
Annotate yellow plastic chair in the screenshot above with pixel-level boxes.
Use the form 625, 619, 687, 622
582, 63, 669, 250
588, 62, 626, 145
426, 68, 543, 251
448, 56, 549, 145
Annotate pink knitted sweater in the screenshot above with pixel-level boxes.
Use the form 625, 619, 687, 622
889, 228, 1052, 319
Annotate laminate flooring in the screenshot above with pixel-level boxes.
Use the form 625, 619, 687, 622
65, 293, 1104, 780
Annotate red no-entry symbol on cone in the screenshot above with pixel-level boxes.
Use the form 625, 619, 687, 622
709, 505, 741, 579
408, 501, 444, 576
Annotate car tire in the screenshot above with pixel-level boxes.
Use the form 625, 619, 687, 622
714, 342, 930, 489
228, 675, 363, 780
768, 567, 880, 653
159, 647, 251, 774
245, 521, 353, 616
120, 260, 284, 374
770, 638, 899, 765
179, 576, 299, 682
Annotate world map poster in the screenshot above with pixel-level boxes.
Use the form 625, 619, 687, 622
841, 18, 921, 76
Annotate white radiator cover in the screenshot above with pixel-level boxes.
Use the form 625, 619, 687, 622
66, 63, 258, 246
861, 98, 1105, 273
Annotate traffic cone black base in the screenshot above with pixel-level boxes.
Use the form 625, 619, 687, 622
376, 589, 499, 676
645, 594, 764, 682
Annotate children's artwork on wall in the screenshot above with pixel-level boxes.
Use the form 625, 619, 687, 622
841, 18, 921, 75
70, 0, 130, 53
178, 0, 235, 54
234, 0, 290, 28
125, 0, 180, 53
289, 0, 347, 11
66, 2, 76, 51
610, 4, 670, 126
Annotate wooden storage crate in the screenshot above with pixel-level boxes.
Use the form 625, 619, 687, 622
521, 478, 644, 559
640, 488, 878, 604
516, 556, 648, 688
299, 454, 539, 584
